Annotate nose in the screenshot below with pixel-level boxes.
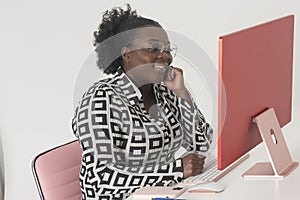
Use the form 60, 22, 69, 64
156, 50, 173, 64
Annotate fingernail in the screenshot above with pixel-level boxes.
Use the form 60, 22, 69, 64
199, 155, 206, 159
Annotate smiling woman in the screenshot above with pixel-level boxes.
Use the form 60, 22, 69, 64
71, 3, 214, 200
120, 27, 174, 88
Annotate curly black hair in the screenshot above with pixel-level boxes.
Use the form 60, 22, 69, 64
93, 4, 162, 74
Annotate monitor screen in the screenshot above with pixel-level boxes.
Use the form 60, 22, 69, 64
218, 15, 294, 170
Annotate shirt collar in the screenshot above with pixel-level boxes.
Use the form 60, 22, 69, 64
114, 68, 142, 104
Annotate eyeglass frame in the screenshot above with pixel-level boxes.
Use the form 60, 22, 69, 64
124, 41, 178, 58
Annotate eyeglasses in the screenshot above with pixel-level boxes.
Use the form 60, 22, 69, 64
144, 42, 177, 58
129, 42, 178, 58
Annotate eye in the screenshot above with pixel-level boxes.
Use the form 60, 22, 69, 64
147, 43, 164, 52
142, 42, 177, 57
146, 46, 161, 53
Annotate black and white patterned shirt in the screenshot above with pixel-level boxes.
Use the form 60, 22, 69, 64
72, 68, 213, 200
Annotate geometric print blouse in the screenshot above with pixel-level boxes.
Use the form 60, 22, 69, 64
72, 68, 213, 200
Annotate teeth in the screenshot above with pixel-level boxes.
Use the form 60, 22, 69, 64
154, 65, 166, 69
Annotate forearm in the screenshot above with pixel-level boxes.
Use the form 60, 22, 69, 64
98, 158, 184, 187
173, 87, 193, 106
177, 93, 213, 153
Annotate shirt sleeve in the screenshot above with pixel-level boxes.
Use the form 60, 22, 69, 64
177, 91, 214, 154
71, 106, 79, 138
72, 85, 184, 197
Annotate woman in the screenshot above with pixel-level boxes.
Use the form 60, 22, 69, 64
72, 4, 213, 200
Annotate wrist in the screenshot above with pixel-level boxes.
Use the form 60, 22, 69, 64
173, 87, 188, 98
174, 88, 192, 105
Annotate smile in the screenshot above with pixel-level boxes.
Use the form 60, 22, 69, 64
153, 64, 168, 72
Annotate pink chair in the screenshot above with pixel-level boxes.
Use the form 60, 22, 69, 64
32, 140, 82, 200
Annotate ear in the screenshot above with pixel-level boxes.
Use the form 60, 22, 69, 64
121, 47, 130, 63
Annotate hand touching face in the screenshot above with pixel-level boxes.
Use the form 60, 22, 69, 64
164, 66, 185, 92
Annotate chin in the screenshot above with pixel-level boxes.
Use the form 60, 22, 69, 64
151, 75, 164, 84
139, 69, 165, 85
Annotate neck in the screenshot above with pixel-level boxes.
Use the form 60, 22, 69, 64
123, 65, 155, 88
139, 84, 153, 97
139, 84, 158, 118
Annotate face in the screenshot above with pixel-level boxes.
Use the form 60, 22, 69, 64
122, 27, 175, 87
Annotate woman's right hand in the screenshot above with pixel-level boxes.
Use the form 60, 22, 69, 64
182, 153, 206, 179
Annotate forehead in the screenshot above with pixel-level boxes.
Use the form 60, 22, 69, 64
130, 27, 170, 44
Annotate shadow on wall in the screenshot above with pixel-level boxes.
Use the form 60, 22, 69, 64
0, 129, 4, 200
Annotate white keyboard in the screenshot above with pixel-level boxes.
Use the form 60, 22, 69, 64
182, 159, 224, 185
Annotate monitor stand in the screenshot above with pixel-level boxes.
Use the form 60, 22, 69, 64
242, 107, 298, 179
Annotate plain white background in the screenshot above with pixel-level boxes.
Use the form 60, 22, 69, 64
0, 0, 299, 199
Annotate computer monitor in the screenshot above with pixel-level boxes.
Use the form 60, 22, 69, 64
218, 15, 296, 175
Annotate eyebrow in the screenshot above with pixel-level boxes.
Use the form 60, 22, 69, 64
145, 39, 170, 44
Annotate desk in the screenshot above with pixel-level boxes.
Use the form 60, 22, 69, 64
178, 121, 300, 200
128, 115, 299, 200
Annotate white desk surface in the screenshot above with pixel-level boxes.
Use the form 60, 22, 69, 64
128, 113, 300, 200
178, 120, 300, 200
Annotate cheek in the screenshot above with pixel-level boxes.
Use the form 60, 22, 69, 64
128, 52, 164, 82
132, 64, 165, 84
132, 51, 155, 65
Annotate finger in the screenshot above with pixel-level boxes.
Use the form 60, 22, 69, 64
191, 153, 206, 161
189, 156, 205, 167
172, 66, 183, 74
169, 66, 183, 81
170, 67, 176, 80
195, 155, 206, 163
165, 66, 174, 81
183, 164, 204, 178
183, 153, 202, 162
194, 164, 204, 170
198, 158, 205, 165
197, 154, 206, 159
188, 157, 203, 165
184, 161, 203, 170
197, 159, 205, 165
190, 164, 203, 171
191, 167, 204, 176
189, 152, 201, 158
192, 159, 205, 166
195, 165, 204, 172
186, 154, 200, 162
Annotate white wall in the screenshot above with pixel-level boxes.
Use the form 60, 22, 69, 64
0, 0, 299, 199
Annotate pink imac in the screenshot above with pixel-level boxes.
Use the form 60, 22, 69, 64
218, 15, 298, 178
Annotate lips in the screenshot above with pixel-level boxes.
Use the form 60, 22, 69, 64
153, 64, 168, 72
153, 64, 173, 82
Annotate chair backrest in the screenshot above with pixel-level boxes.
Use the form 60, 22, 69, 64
32, 140, 82, 200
